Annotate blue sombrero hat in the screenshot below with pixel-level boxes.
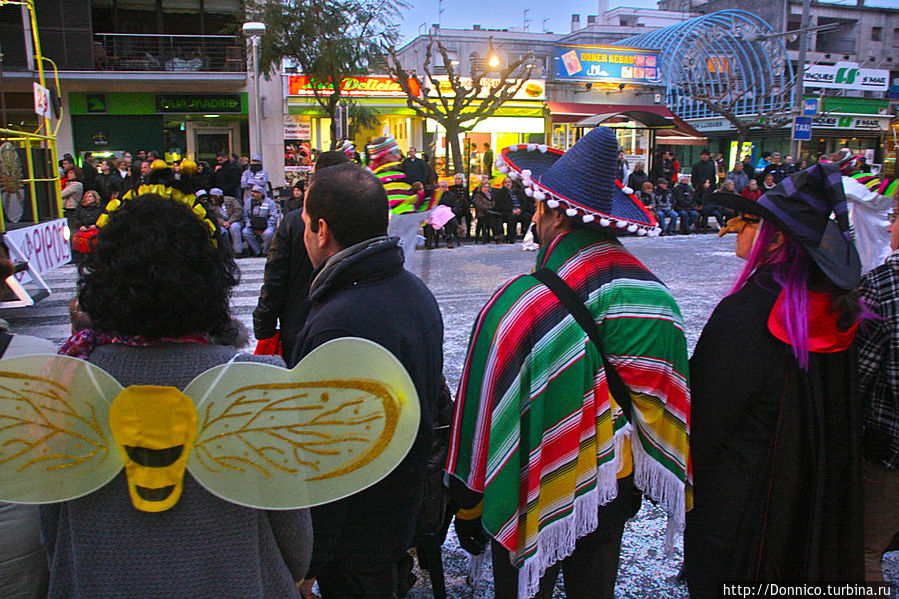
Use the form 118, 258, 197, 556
495, 127, 660, 236
711, 162, 861, 289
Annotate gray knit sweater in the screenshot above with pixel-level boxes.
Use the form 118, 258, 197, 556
40, 344, 311, 599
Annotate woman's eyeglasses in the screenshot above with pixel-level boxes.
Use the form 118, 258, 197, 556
888, 211, 897, 224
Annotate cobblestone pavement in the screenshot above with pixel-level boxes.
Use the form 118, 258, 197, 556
3, 232, 896, 597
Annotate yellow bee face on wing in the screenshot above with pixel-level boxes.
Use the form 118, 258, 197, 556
109, 386, 197, 512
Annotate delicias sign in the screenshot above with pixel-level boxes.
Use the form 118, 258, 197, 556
288, 76, 421, 98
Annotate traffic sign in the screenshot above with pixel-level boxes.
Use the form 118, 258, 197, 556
792, 116, 812, 141
802, 98, 818, 116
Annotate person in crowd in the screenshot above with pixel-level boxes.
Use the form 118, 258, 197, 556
762, 152, 789, 184
755, 151, 771, 172
616, 150, 629, 183
116, 157, 131, 190
61, 167, 84, 225
240, 154, 269, 204
674, 175, 699, 234
292, 163, 443, 598
449, 173, 472, 239
253, 151, 348, 362
659, 150, 678, 185
482, 143, 494, 177
506, 176, 533, 241
472, 179, 498, 244
424, 180, 461, 249
284, 183, 304, 215
74, 190, 103, 231
858, 156, 872, 173
401, 147, 427, 186
783, 154, 796, 175
741, 178, 762, 201
368, 136, 416, 214
762, 172, 777, 192
491, 177, 514, 243
741, 154, 755, 181
138, 160, 151, 185
447, 127, 690, 599
0, 268, 56, 599
134, 149, 147, 163
857, 192, 899, 584
422, 153, 439, 191
797, 158, 808, 170
125, 162, 144, 197
695, 179, 725, 232
242, 184, 278, 257
48, 193, 312, 598
654, 177, 678, 235
715, 153, 727, 184
638, 179, 655, 208
691, 149, 717, 193
94, 158, 123, 204
627, 161, 649, 192
685, 164, 864, 595
213, 151, 242, 199
727, 161, 749, 194
208, 187, 243, 256
192, 160, 213, 193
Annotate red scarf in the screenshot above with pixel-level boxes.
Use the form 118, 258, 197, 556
59, 329, 210, 360
767, 290, 857, 353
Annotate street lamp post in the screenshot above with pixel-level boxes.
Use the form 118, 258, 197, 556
242, 22, 266, 160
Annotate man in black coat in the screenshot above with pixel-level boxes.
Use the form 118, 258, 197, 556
691, 149, 717, 192
292, 163, 444, 599
449, 173, 472, 238
400, 147, 427, 186
212, 151, 242, 199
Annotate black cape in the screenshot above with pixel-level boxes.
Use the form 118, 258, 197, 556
684, 269, 863, 597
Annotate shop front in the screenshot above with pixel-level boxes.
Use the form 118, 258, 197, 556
68, 92, 248, 164
423, 77, 546, 177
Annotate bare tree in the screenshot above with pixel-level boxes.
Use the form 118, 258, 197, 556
385, 37, 533, 174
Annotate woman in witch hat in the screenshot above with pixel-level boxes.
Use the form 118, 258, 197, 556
685, 163, 865, 596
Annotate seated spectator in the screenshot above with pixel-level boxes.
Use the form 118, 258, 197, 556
448, 173, 472, 239
638, 180, 655, 208
491, 179, 515, 244
506, 177, 533, 240
741, 178, 762, 201
424, 180, 461, 249
695, 179, 725, 232
653, 178, 678, 235
242, 184, 278, 257
71, 190, 104, 260
716, 179, 737, 223
209, 187, 243, 255
673, 175, 699, 234
472, 180, 498, 244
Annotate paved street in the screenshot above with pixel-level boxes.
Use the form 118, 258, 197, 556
3, 233, 896, 597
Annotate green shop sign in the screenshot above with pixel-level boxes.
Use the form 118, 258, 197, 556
155, 94, 243, 113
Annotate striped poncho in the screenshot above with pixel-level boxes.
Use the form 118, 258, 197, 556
446, 228, 692, 598
372, 162, 435, 215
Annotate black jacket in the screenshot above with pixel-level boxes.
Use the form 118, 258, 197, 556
212, 160, 242, 198
95, 172, 123, 203
292, 236, 443, 574
401, 157, 427, 185
691, 159, 717, 190
448, 183, 470, 219
673, 183, 696, 209
252, 210, 314, 361
491, 186, 513, 217
762, 162, 789, 184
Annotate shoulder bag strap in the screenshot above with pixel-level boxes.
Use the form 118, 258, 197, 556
532, 268, 634, 423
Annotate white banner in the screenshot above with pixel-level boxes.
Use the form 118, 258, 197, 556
6, 219, 71, 281
803, 62, 889, 92
283, 115, 312, 140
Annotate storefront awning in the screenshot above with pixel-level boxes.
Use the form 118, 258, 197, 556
547, 102, 705, 141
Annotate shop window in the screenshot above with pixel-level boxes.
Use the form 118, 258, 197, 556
872, 27, 882, 42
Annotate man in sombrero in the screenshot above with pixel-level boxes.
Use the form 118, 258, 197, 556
446, 127, 692, 599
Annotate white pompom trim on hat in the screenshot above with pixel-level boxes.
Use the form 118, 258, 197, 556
582, 214, 595, 223
525, 187, 534, 197
616, 220, 627, 229
621, 186, 634, 195
566, 208, 578, 217
546, 198, 559, 209
527, 144, 537, 152
538, 145, 548, 153
534, 191, 546, 202
499, 166, 510, 174
521, 169, 532, 178
647, 228, 660, 237
599, 218, 611, 227
627, 223, 638, 233
637, 228, 647, 236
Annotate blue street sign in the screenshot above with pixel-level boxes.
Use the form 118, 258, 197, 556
803, 98, 818, 116
793, 116, 813, 141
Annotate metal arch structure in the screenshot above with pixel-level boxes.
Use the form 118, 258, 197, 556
616, 10, 794, 122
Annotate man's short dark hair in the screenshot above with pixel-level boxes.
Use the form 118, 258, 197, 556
314, 151, 350, 171
656, 177, 668, 185
305, 163, 388, 249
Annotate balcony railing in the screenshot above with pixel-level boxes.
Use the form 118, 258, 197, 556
93, 33, 246, 73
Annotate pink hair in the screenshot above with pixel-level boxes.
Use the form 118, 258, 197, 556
730, 220, 812, 369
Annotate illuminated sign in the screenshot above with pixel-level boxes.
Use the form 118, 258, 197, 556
803, 62, 889, 92
427, 77, 545, 101
155, 94, 243, 113
555, 44, 661, 85
287, 76, 420, 98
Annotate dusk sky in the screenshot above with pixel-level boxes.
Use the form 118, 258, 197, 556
395, 0, 897, 47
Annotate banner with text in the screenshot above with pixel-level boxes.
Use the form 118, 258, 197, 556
555, 45, 662, 85
287, 76, 421, 98
5, 219, 71, 281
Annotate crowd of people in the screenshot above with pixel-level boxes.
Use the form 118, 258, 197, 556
1, 130, 897, 599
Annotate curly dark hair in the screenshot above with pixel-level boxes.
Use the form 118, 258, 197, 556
77, 193, 239, 339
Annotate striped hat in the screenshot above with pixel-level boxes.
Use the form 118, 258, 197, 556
366, 136, 400, 163
336, 139, 356, 158
496, 127, 660, 236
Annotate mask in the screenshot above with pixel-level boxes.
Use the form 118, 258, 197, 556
250, 164, 262, 173
109, 385, 198, 512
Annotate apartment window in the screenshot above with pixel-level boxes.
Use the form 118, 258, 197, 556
894, 28, 899, 47
872, 27, 882, 42
815, 17, 857, 55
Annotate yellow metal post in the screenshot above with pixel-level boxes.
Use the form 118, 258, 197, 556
22, 137, 39, 222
